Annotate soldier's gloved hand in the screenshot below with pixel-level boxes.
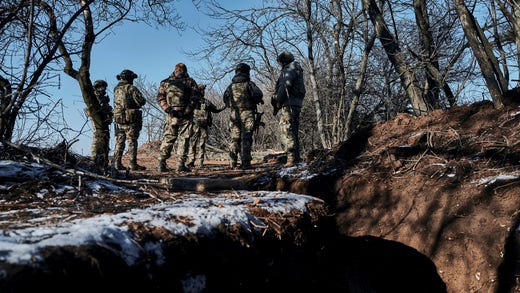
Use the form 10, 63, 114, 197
166, 107, 180, 117
270, 97, 281, 116
184, 107, 193, 117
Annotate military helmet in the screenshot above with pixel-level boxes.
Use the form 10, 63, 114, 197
277, 51, 295, 65
93, 80, 108, 89
235, 63, 251, 73
117, 69, 137, 81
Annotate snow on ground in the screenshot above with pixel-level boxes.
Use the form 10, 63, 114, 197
0, 160, 322, 266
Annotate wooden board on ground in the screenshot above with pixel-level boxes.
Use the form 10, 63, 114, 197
160, 177, 250, 192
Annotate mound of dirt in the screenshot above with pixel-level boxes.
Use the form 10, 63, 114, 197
243, 100, 520, 292
331, 101, 520, 292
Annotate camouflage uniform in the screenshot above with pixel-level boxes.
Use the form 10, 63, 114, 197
89, 80, 113, 171
273, 51, 306, 166
112, 70, 147, 171
157, 63, 199, 172
187, 85, 225, 167
223, 63, 263, 169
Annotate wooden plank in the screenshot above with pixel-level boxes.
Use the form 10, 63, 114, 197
159, 177, 249, 192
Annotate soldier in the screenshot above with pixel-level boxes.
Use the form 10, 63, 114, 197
89, 79, 113, 172
187, 84, 225, 168
157, 63, 199, 173
272, 51, 306, 167
112, 69, 147, 171
223, 63, 263, 169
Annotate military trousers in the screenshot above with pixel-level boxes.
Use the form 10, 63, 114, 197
113, 122, 141, 164
228, 109, 255, 166
279, 106, 301, 163
188, 123, 209, 166
158, 116, 192, 167
90, 124, 110, 169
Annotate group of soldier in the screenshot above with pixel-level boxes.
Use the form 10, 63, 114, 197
88, 50, 306, 174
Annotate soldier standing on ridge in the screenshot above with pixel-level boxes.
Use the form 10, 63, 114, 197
272, 51, 306, 167
112, 69, 147, 171
223, 62, 264, 169
157, 63, 199, 173
88, 79, 113, 172
187, 84, 226, 168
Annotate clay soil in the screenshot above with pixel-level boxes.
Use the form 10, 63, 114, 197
1, 100, 520, 292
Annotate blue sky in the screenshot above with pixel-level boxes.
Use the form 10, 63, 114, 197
58, 1, 225, 155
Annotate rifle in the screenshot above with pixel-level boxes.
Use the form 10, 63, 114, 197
253, 111, 265, 141
270, 96, 282, 116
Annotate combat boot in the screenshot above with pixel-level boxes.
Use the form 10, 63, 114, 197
130, 162, 146, 171
241, 161, 252, 170
177, 165, 191, 173
284, 161, 295, 167
229, 151, 238, 169
158, 160, 167, 172
113, 158, 125, 170
173, 156, 190, 173
284, 157, 295, 168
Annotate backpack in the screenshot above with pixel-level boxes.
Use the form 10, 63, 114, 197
193, 101, 211, 127
166, 78, 189, 107
231, 81, 256, 110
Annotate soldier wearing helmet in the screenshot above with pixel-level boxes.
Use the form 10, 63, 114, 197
112, 69, 147, 171
222, 62, 264, 169
187, 84, 226, 168
157, 63, 200, 172
273, 51, 306, 167
88, 79, 113, 172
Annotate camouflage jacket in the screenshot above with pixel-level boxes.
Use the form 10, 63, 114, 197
157, 73, 199, 113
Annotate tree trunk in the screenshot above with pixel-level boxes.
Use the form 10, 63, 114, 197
346, 34, 375, 137
453, 0, 506, 109
362, 0, 432, 116
305, 0, 328, 149
414, 0, 450, 109
54, 0, 107, 165
0, 75, 13, 142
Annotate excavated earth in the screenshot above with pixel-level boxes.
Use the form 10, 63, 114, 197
1, 100, 520, 292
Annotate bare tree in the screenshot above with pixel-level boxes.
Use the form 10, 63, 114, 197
304, 0, 327, 148
193, 0, 371, 151
362, 0, 433, 116
495, 0, 520, 81
0, 0, 69, 144
0, 0, 184, 152
453, 0, 508, 108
